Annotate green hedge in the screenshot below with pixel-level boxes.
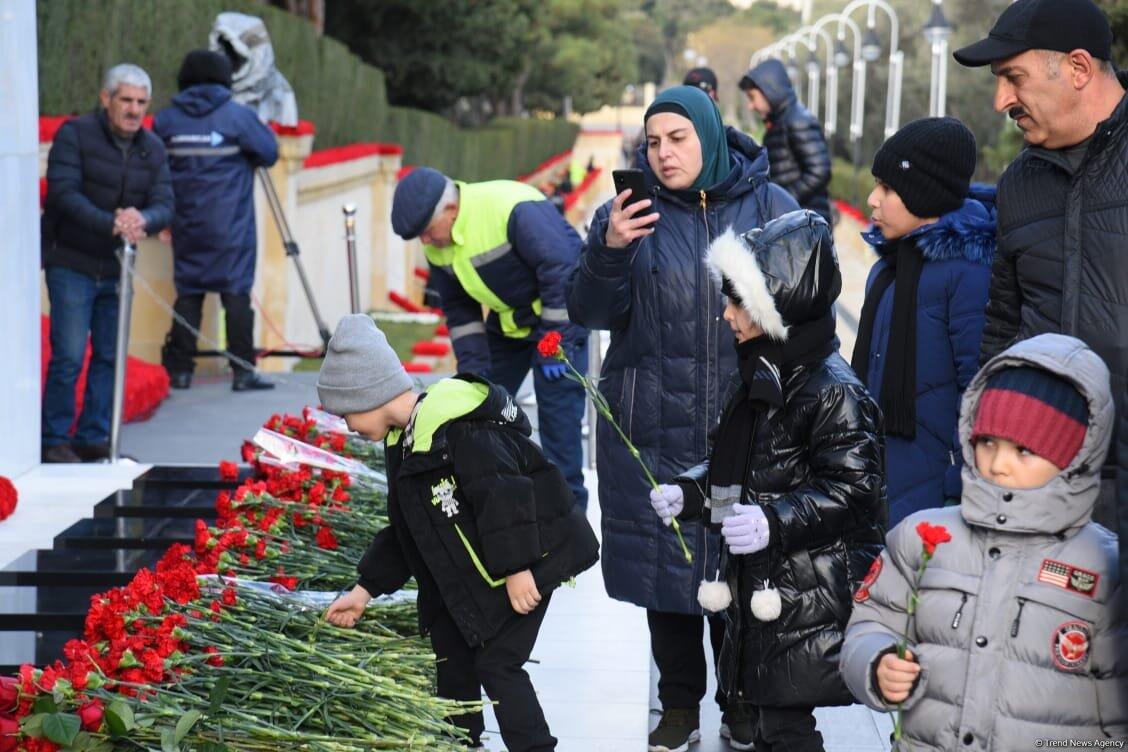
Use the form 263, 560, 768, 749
828, 157, 875, 210
37, 0, 577, 181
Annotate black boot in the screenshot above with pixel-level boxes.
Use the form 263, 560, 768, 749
42, 444, 82, 463
233, 372, 275, 392
648, 708, 701, 752
73, 443, 111, 462
169, 371, 192, 390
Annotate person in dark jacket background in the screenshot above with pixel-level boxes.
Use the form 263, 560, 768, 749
651, 211, 886, 752
851, 118, 995, 526
954, 0, 1128, 606
155, 49, 279, 392
740, 59, 832, 224
390, 167, 590, 510
319, 314, 599, 752
567, 85, 798, 752
40, 63, 174, 463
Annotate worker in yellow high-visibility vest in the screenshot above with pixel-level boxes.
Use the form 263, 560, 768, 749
392, 167, 589, 510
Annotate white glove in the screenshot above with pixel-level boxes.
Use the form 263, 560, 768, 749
721, 503, 770, 554
648, 484, 684, 526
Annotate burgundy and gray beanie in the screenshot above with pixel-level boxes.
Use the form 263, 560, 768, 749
971, 365, 1089, 469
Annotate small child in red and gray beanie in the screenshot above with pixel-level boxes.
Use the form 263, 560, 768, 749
842, 333, 1126, 750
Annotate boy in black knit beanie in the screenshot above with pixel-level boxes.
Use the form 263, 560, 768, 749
850, 117, 998, 526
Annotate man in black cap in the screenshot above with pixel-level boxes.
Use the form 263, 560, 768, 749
955, 0, 1128, 596
391, 167, 590, 510
154, 50, 279, 392
684, 67, 720, 102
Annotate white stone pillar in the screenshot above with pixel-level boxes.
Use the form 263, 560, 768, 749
0, 0, 41, 477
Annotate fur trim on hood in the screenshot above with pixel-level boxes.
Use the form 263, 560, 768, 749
706, 227, 790, 341
706, 210, 840, 344
862, 183, 998, 266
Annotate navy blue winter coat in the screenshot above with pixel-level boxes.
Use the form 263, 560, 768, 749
566, 128, 798, 613
154, 84, 278, 294
41, 111, 174, 279
856, 187, 996, 526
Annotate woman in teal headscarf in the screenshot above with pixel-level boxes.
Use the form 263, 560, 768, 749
567, 85, 799, 751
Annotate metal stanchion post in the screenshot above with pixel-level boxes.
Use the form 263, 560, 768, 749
587, 332, 601, 469
109, 241, 137, 463
257, 167, 331, 348
343, 203, 360, 314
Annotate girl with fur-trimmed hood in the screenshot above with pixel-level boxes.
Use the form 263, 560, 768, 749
851, 117, 996, 526
649, 210, 887, 752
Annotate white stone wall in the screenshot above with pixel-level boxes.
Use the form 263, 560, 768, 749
0, 0, 41, 477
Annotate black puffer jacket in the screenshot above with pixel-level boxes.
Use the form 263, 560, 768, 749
743, 60, 832, 222
677, 213, 886, 707
41, 111, 174, 278
984, 81, 1128, 599
355, 375, 600, 646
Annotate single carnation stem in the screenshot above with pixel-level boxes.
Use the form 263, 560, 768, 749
560, 353, 693, 563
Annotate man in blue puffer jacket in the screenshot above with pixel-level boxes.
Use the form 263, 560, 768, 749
155, 50, 279, 392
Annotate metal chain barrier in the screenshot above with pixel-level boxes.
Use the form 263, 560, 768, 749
118, 248, 303, 388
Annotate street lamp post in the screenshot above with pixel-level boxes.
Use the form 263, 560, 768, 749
811, 13, 860, 141
782, 36, 803, 107
923, 0, 953, 117
842, 0, 904, 139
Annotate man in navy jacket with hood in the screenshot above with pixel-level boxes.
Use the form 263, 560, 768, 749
155, 50, 279, 391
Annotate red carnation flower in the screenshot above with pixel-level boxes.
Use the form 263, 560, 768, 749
536, 331, 563, 359
316, 527, 340, 551
204, 646, 224, 667
915, 521, 952, 556
0, 676, 17, 711
218, 461, 239, 481
0, 476, 17, 522
78, 699, 104, 732
0, 716, 20, 752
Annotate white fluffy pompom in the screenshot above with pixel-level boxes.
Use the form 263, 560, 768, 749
697, 579, 732, 612
750, 584, 782, 621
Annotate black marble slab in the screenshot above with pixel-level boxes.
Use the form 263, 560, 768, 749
53, 517, 195, 550
140, 464, 252, 487
92, 488, 216, 520
0, 466, 246, 670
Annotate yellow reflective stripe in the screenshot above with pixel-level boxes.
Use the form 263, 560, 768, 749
387, 427, 403, 447
452, 251, 509, 312
496, 298, 541, 339
454, 523, 506, 588
424, 181, 545, 334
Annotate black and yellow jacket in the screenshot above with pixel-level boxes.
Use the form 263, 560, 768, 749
355, 374, 599, 646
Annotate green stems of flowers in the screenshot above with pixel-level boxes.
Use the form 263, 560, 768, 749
557, 355, 692, 563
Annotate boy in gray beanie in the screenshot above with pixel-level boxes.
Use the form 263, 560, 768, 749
319, 314, 598, 751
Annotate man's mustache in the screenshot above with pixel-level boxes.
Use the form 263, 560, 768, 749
1008, 106, 1027, 121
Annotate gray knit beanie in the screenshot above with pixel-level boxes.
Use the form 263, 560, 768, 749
316, 315, 413, 415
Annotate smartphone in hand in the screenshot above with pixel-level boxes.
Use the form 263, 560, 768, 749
612, 168, 649, 208
612, 168, 656, 229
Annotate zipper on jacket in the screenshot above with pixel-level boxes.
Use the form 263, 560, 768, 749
1009, 598, 1027, 637
951, 593, 968, 629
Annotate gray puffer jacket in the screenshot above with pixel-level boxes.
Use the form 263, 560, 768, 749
841, 334, 1127, 751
